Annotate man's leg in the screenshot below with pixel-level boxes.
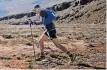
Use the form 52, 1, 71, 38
39, 33, 48, 54
36, 33, 48, 61
51, 38, 77, 62
47, 29, 69, 53
51, 38, 68, 53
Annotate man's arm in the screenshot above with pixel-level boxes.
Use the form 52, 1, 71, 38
33, 16, 43, 25
27, 15, 43, 25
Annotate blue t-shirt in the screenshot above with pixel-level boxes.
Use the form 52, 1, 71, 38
40, 10, 56, 25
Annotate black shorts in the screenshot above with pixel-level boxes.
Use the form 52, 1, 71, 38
44, 22, 57, 39
45, 29, 57, 39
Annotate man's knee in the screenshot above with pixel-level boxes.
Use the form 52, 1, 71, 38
51, 38, 58, 43
39, 39, 44, 44
52, 38, 60, 46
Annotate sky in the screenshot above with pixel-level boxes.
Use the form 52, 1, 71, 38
0, 0, 71, 17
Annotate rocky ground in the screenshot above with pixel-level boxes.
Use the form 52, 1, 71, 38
0, 0, 106, 69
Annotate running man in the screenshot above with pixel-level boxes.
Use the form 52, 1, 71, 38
28, 5, 76, 61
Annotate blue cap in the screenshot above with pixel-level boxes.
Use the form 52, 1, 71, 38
34, 5, 40, 8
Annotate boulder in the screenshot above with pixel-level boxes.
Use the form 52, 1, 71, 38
80, 0, 93, 5
80, 0, 88, 5
50, 2, 71, 11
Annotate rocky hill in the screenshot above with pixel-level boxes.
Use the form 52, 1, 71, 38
0, 0, 98, 24
0, 0, 106, 69
0, 0, 106, 44
54, 0, 106, 45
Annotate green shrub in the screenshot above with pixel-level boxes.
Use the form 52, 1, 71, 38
2, 35, 13, 39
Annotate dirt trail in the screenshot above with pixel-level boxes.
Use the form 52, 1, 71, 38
0, 34, 105, 69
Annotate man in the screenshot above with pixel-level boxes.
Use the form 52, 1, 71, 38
29, 5, 76, 62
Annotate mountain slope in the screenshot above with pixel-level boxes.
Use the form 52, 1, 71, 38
0, 0, 106, 69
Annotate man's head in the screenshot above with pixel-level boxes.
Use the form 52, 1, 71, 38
33, 5, 41, 14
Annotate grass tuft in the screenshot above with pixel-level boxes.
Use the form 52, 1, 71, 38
2, 35, 13, 39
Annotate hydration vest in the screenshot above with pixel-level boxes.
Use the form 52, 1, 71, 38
43, 10, 56, 25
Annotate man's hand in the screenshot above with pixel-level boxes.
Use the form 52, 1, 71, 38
28, 19, 33, 24
27, 19, 42, 27
27, 19, 33, 27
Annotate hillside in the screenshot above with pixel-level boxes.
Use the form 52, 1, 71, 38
0, 0, 106, 69
0, 0, 98, 24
